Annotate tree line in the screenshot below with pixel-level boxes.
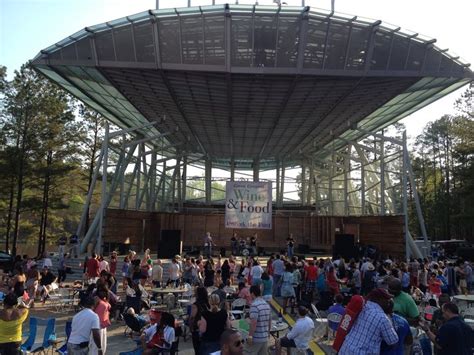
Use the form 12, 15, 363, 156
0, 64, 105, 256
410, 85, 474, 240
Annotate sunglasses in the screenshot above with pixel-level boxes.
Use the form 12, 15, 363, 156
233, 340, 244, 347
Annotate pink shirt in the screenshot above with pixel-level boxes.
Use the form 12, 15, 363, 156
95, 299, 111, 329
238, 287, 252, 305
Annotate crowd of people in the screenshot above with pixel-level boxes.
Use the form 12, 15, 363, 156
1, 238, 474, 355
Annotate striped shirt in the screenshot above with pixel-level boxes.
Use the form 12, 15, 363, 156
249, 297, 271, 343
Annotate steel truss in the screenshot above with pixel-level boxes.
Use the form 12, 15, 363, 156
77, 125, 427, 259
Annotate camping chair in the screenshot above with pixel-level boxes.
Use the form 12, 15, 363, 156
21, 317, 56, 353
126, 295, 141, 314
231, 298, 247, 319
310, 304, 328, 339
56, 321, 72, 355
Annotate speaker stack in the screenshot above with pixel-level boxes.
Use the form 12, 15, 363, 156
332, 234, 357, 260
157, 230, 182, 259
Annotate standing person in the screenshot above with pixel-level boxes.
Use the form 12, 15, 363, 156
286, 234, 295, 258
26, 263, 40, 299
464, 261, 472, 292
98, 256, 109, 273
86, 253, 100, 284
275, 306, 314, 355
69, 234, 79, 258
245, 285, 271, 355
0, 293, 30, 354
203, 260, 216, 287
249, 234, 258, 257
182, 257, 194, 285
420, 302, 474, 355
349, 261, 361, 295
122, 256, 131, 290
204, 232, 215, 259
58, 253, 68, 285
221, 259, 231, 286
67, 297, 103, 355
90, 288, 111, 355
189, 286, 210, 354
109, 252, 117, 277
168, 257, 181, 287
251, 260, 263, 286
272, 255, 284, 297
280, 263, 295, 313
388, 278, 420, 325
231, 233, 239, 256
380, 300, 412, 355
58, 235, 67, 258
339, 288, 398, 354
261, 272, 273, 302
198, 294, 231, 353
10, 266, 26, 298
408, 258, 420, 289
428, 273, 442, 299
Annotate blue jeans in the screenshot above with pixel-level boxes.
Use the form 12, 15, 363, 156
288, 246, 294, 257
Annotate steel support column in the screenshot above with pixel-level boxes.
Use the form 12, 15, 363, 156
205, 159, 212, 204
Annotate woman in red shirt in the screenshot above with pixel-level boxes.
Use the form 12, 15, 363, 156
428, 272, 442, 297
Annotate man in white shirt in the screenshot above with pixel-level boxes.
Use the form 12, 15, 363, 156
152, 259, 163, 288
67, 297, 102, 355
275, 306, 315, 354
251, 261, 264, 285
168, 257, 181, 287
272, 255, 285, 297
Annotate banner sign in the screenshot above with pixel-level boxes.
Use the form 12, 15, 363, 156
225, 181, 272, 229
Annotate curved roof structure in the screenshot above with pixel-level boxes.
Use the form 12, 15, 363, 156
31, 4, 473, 169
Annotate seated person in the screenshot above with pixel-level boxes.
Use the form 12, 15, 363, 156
327, 294, 345, 332
211, 283, 228, 310
126, 307, 148, 329
235, 282, 252, 306
141, 312, 176, 354
38, 267, 57, 302
138, 275, 151, 309
275, 306, 314, 354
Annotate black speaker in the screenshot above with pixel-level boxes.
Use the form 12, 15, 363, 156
158, 230, 182, 259
297, 244, 310, 254
333, 234, 356, 260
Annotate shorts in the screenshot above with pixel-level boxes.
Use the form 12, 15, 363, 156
280, 337, 296, 348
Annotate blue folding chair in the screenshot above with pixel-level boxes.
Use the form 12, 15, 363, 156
21, 317, 56, 353
56, 320, 72, 354
119, 347, 143, 355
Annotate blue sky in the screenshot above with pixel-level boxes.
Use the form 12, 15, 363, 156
1, 0, 473, 138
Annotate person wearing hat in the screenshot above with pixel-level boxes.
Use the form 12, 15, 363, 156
339, 288, 398, 355
275, 306, 314, 355
361, 262, 376, 295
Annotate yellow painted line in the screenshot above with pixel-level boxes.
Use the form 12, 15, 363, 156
269, 299, 325, 355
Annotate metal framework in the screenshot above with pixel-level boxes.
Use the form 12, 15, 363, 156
76, 124, 427, 257
30, 5, 473, 257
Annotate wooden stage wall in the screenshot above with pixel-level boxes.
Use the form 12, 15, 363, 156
103, 209, 405, 257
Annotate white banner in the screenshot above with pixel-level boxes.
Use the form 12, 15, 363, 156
225, 181, 272, 229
